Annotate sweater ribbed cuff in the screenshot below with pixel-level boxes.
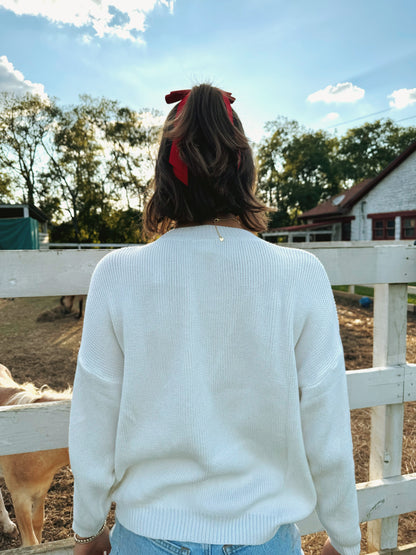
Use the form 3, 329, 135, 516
330, 537, 361, 555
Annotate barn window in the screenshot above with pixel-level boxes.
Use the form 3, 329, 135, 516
372, 218, 395, 240
402, 216, 416, 239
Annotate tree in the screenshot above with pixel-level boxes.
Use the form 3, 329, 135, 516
0, 93, 58, 205
257, 118, 340, 226
40, 101, 108, 242
280, 131, 340, 219
99, 208, 143, 243
49, 208, 144, 244
257, 117, 303, 226
338, 119, 416, 182
0, 170, 13, 202
0, 93, 160, 240
41, 96, 161, 241
88, 96, 160, 209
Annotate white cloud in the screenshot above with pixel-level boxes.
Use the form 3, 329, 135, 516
322, 112, 339, 122
307, 82, 365, 104
388, 88, 416, 109
81, 34, 93, 45
0, 0, 174, 43
0, 55, 47, 98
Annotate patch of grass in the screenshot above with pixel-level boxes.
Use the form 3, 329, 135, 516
354, 285, 374, 297
333, 285, 348, 292
333, 286, 416, 305
333, 285, 374, 296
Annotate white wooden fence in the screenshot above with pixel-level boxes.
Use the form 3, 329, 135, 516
0, 243, 416, 554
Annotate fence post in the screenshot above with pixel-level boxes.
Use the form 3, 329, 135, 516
367, 283, 408, 551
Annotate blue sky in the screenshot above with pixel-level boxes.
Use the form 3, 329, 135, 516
0, 0, 415, 142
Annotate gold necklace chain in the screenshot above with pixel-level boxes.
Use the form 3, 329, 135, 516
212, 216, 240, 242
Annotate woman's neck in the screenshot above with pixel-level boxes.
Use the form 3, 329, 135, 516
176, 214, 244, 230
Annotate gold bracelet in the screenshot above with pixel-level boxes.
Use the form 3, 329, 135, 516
74, 522, 106, 544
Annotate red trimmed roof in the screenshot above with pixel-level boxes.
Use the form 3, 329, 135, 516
301, 140, 416, 220
269, 220, 340, 232
301, 179, 372, 219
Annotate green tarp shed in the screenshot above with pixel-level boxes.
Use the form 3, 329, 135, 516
0, 218, 39, 249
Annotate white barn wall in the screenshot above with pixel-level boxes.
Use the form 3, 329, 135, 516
350, 150, 416, 240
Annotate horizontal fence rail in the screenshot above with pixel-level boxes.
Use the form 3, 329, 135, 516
1, 365, 416, 457
0, 243, 416, 298
0, 401, 71, 455
47, 243, 143, 249
0, 539, 74, 555
347, 364, 416, 409
300, 473, 416, 535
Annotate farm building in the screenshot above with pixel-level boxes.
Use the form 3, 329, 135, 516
0, 204, 48, 250
263, 140, 416, 243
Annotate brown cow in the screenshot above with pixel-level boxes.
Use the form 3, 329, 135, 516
0, 364, 71, 546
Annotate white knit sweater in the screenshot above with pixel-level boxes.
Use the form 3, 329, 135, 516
69, 225, 361, 555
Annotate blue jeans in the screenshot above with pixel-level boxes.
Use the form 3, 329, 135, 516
110, 519, 304, 554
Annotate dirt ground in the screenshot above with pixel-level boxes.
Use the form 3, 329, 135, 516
0, 293, 415, 553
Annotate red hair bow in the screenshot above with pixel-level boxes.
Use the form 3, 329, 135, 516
165, 89, 236, 185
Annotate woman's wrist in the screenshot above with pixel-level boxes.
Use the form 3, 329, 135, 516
74, 521, 107, 544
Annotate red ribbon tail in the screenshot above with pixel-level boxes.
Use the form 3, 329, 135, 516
169, 140, 188, 185
222, 93, 234, 124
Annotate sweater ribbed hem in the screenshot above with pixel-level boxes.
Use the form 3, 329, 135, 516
116, 506, 288, 545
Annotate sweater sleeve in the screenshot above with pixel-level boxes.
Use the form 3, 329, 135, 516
69, 255, 123, 537
295, 255, 361, 555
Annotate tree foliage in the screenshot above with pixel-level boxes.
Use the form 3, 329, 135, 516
0, 93, 58, 205
257, 117, 416, 227
41, 99, 109, 241
0, 170, 14, 202
257, 117, 341, 226
0, 93, 161, 242
337, 119, 416, 182
50, 208, 143, 244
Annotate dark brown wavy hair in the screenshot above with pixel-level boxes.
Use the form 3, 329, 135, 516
143, 84, 269, 236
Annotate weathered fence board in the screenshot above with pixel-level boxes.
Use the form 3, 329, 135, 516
298, 473, 416, 535
1, 244, 416, 298
288, 243, 416, 285
405, 364, 416, 401
0, 538, 73, 554
0, 401, 71, 455
367, 545, 416, 555
368, 284, 408, 551
2, 366, 416, 457
358, 474, 416, 522
0, 249, 112, 297
347, 365, 408, 409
